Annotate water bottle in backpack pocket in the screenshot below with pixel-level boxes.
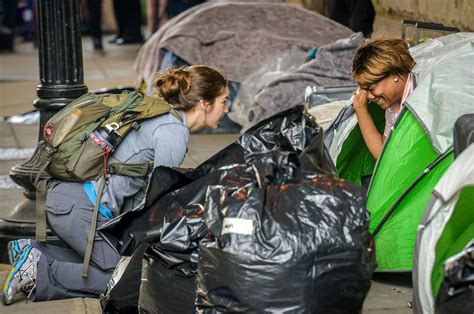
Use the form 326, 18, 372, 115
66, 122, 124, 180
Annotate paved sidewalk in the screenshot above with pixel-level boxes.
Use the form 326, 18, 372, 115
0, 38, 413, 313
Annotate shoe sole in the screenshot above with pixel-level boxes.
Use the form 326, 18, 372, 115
2, 246, 32, 305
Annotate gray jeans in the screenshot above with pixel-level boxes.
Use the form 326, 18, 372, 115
31, 181, 121, 301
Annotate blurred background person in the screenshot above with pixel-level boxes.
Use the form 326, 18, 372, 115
85, 0, 103, 50
325, 0, 375, 37
146, 0, 205, 37
0, 0, 18, 51
110, 0, 143, 44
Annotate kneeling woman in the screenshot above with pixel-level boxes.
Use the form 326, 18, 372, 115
2, 65, 229, 304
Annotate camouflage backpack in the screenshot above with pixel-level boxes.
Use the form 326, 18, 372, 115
36, 90, 179, 182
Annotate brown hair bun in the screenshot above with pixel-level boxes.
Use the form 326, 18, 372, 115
153, 65, 227, 111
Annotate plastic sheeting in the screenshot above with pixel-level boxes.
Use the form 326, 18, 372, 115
134, 151, 373, 312
196, 157, 374, 312
139, 249, 197, 313
101, 244, 147, 313
133, 152, 373, 312
405, 33, 474, 154
453, 114, 474, 157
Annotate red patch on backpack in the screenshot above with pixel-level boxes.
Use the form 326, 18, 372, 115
43, 122, 54, 141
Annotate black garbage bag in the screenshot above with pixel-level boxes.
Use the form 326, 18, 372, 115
101, 243, 148, 313
98, 105, 335, 312
186, 104, 335, 181
137, 153, 300, 313
139, 250, 196, 314
196, 156, 374, 313
136, 164, 255, 313
435, 242, 474, 314
236, 105, 334, 175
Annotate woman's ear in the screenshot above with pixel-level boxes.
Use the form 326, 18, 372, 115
200, 100, 211, 112
199, 99, 207, 112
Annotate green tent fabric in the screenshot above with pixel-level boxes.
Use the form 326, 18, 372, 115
325, 33, 474, 271
366, 110, 454, 270
412, 144, 474, 314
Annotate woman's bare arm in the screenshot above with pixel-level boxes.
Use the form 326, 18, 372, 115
353, 90, 383, 159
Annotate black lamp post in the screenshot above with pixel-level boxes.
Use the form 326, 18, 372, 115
0, 0, 87, 262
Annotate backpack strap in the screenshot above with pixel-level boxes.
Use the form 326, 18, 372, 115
108, 161, 153, 177
169, 108, 183, 123
34, 147, 53, 242
81, 159, 153, 278
35, 179, 49, 242
82, 176, 107, 278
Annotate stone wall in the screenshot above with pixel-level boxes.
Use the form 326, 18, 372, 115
373, 0, 473, 36
293, 0, 473, 36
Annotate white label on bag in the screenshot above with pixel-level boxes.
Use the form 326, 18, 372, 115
221, 218, 254, 236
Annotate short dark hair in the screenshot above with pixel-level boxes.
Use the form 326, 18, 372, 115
352, 37, 415, 89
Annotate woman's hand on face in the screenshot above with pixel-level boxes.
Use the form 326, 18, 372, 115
353, 88, 369, 112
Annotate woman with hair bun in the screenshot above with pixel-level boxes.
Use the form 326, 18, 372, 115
153, 65, 229, 131
2, 65, 229, 304
351, 37, 416, 159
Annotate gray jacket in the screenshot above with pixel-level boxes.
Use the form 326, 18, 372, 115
91, 110, 189, 215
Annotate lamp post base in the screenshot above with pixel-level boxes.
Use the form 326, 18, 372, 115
0, 147, 51, 264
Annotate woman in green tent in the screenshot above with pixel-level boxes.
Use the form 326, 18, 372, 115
351, 37, 416, 159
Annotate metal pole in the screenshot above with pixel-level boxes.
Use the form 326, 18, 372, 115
0, 0, 87, 262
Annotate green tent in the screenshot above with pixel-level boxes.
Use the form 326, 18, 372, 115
412, 144, 474, 313
325, 33, 474, 271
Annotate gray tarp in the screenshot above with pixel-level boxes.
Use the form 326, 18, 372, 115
405, 33, 474, 154
134, 2, 352, 87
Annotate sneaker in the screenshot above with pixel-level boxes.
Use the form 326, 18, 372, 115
7, 239, 31, 265
2, 245, 41, 305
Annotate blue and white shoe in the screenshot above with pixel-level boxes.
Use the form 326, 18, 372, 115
7, 239, 31, 265
2, 245, 40, 305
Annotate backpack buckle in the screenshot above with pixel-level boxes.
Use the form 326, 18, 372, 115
105, 122, 120, 134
